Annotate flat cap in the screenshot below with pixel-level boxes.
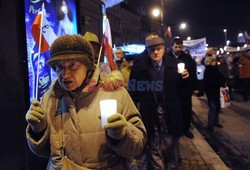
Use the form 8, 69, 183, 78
146, 37, 165, 48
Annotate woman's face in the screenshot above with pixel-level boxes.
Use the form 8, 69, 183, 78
54, 61, 88, 91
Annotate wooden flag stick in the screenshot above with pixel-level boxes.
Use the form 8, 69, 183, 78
97, 45, 103, 67
35, 3, 44, 100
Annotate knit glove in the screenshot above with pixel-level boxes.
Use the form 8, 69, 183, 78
25, 99, 47, 133
104, 113, 128, 140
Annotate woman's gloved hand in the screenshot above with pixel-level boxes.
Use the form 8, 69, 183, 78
25, 99, 47, 133
104, 113, 128, 140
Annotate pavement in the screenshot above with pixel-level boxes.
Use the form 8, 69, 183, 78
179, 128, 228, 170
185, 92, 250, 170
178, 95, 229, 170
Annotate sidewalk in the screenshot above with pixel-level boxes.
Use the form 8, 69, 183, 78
189, 92, 250, 169
179, 125, 228, 170
230, 92, 250, 113
178, 96, 229, 170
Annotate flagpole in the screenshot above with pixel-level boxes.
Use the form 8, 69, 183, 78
97, 45, 103, 67
35, 3, 44, 100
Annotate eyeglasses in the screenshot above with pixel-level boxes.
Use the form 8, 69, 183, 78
147, 46, 164, 54
54, 61, 81, 73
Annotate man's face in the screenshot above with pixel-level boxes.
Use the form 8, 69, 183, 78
172, 43, 183, 56
147, 45, 165, 63
54, 61, 87, 91
116, 49, 124, 60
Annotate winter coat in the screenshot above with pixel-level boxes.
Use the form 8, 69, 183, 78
129, 54, 189, 139
167, 51, 198, 96
204, 65, 226, 102
115, 60, 129, 71
26, 67, 147, 170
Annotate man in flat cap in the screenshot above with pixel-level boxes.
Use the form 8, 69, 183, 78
129, 35, 190, 169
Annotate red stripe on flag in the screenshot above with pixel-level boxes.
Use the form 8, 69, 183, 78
31, 12, 50, 53
166, 26, 172, 39
102, 35, 116, 70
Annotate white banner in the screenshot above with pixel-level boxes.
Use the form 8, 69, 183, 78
183, 38, 206, 57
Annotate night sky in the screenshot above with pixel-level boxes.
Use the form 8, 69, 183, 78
127, 0, 250, 47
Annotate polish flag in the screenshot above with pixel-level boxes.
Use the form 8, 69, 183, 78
31, 4, 57, 53
102, 18, 116, 71
166, 26, 172, 39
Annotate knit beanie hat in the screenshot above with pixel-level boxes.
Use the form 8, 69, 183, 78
47, 34, 94, 71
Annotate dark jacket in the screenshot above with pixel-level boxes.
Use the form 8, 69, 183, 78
204, 65, 226, 101
167, 51, 198, 97
129, 54, 189, 139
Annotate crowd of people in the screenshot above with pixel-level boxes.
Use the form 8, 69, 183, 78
25, 32, 250, 169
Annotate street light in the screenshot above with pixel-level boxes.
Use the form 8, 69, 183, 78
226, 40, 230, 46
187, 36, 191, 40
237, 32, 245, 43
238, 33, 243, 37
152, 8, 160, 17
223, 29, 227, 45
179, 22, 187, 38
180, 23, 187, 30
151, 0, 165, 38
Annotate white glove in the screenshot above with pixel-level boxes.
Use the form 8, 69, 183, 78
25, 99, 47, 133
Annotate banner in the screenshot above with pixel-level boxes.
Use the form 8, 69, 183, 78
183, 38, 206, 57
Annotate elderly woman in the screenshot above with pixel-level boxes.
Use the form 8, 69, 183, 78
25, 34, 146, 169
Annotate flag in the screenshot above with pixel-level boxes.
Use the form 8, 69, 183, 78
31, 5, 57, 53
166, 26, 172, 39
101, 0, 124, 8
102, 18, 116, 71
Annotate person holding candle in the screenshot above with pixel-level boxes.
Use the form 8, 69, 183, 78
167, 36, 199, 139
129, 36, 190, 169
25, 34, 146, 169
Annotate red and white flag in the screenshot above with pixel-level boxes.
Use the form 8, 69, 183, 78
31, 4, 57, 53
166, 26, 172, 39
102, 18, 116, 71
